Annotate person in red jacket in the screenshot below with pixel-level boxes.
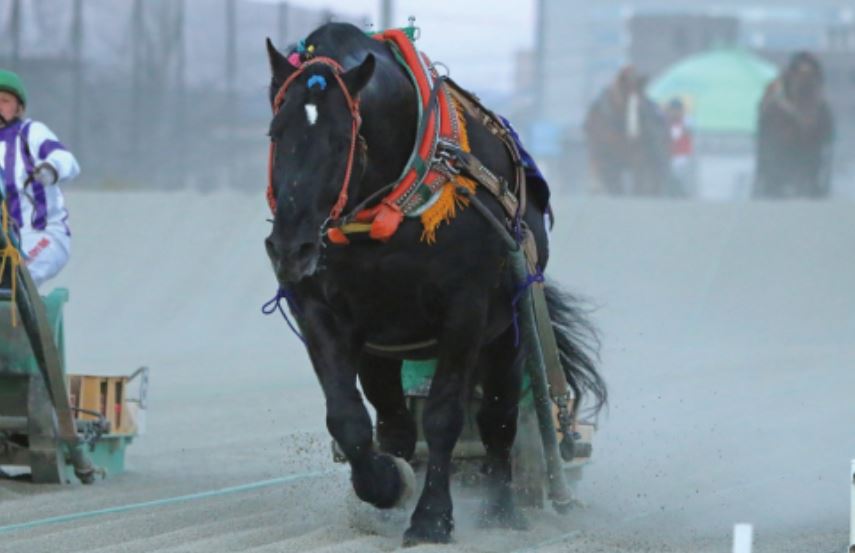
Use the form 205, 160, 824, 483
665, 98, 695, 196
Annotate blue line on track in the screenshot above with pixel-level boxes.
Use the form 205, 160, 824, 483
0, 469, 341, 535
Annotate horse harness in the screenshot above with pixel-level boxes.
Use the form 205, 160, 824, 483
267, 32, 576, 434
266, 30, 538, 268
441, 81, 540, 268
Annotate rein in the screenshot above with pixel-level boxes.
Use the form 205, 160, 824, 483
267, 56, 362, 222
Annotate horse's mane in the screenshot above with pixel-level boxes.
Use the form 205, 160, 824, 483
304, 23, 390, 67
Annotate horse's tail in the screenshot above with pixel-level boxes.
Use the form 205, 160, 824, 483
544, 281, 607, 416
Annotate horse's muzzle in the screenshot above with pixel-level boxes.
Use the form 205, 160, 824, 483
265, 235, 321, 284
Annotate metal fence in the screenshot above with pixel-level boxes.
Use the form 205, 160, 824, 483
0, 0, 364, 190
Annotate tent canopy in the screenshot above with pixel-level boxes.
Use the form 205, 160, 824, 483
649, 48, 778, 135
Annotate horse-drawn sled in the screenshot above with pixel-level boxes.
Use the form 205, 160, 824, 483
0, 192, 147, 484
263, 21, 606, 544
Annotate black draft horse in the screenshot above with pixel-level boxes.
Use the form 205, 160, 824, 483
264, 23, 606, 545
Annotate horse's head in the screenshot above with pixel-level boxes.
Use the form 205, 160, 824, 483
784, 51, 823, 105
264, 35, 375, 285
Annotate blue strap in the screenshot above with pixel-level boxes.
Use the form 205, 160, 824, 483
262, 287, 306, 344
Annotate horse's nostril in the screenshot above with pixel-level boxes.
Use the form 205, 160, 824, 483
265, 237, 278, 258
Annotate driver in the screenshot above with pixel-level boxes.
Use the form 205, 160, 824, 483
0, 69, 79, 286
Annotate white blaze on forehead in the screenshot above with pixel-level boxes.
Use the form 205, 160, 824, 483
305, 103, 318, 126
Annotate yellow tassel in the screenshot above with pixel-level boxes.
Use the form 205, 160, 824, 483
455, 98, 471, 153
0, 202, 21, 327
419, 97, 477, 244
420, 176, 476, 244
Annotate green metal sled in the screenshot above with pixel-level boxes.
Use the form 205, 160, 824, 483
0, 286, 143, 483
398, 357, 594, 507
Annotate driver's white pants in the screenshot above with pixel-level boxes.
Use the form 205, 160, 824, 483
20, 227, 70, 287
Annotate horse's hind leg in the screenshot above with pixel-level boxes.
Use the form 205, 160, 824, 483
403, 294, 487, 546
476, 326, 528, 530
358, 353, 416, 460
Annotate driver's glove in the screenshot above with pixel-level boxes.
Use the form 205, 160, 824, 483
33, 162, 58, 186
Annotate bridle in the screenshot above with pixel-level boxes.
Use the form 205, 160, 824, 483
267, 56, 363, 224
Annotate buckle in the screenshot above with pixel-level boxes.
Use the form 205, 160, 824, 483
433, 139, 461, 175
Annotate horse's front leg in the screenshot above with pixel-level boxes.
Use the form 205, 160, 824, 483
403, 293, 487, 545
302, 301, 414, 510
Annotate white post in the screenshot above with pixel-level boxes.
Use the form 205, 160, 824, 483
733, 523, 753, 553
849, 460, 854, 553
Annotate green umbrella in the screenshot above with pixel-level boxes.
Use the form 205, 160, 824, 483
649, 48, 778, 135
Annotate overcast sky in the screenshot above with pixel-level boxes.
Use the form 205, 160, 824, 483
256, 0, 537, 95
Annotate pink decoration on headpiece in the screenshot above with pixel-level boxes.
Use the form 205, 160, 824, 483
287, 52, 302, 67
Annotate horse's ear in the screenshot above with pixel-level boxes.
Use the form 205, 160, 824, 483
342, 54, 375, 97
267, 38, 295, 87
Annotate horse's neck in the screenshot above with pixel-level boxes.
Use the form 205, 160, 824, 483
357, 65, 418, 198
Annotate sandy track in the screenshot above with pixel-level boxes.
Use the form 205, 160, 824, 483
1, 191, 852, 552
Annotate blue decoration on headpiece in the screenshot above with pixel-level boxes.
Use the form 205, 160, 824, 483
296, 39, 307, 53
307, 75, 327, 91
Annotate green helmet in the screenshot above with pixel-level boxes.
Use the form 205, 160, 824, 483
0, 70, 26, 107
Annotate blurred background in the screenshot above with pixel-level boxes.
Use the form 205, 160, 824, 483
1, 0, 853, 201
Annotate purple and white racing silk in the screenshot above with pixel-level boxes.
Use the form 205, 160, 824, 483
0, 118, 79, 235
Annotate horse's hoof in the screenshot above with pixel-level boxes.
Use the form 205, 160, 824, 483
391, 456, 416, 508
552, 497, 575, 515
402, 520, 453, 547
402, 508, 454, 547
479, 503, 530, 531
352, 454, 414, 509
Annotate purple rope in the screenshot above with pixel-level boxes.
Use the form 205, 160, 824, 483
511, 266, 545, 347
512, 203, 524, 245
262, 287, 306, 344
